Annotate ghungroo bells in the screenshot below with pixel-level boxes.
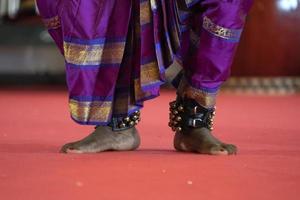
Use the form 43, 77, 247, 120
110, 111, 141, 131
169, 98, 216, 133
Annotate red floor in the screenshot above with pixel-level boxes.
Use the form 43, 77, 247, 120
0, 87, 300, 200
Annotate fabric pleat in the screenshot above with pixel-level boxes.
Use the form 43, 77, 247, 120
37, 0, 253, 125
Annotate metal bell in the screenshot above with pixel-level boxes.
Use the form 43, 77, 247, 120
169, 101, 177, 108
172, 110, 178, 115
178, 106, 184, 111
176, 127, 182, 132
124, 117, 130, 122
175, 116, 182, 121
129, 121, 135, 126
119, 123, 126, 128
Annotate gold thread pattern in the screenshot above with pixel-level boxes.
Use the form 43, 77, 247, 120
43, 15, 61, 30
177, 78, 217, 108
63, 41, 126, 66
140, 61, 161, 85
69, 99, 112, 123
202, 16, 242, 41
141, 0, 152, 25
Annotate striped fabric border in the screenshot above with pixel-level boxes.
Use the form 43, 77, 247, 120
69, 99, 112, 124
63, 38, 126, 66
202, 16, 242, 42
141, 0, 152, 25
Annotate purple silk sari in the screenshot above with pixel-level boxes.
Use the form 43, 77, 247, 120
36, 0, 252, 125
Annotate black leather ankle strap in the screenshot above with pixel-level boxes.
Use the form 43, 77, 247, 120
169, 97, 215, 132
109, 111, 141, 131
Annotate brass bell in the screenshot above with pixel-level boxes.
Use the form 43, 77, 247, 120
132, 115, 138, 120
124, 117, 130, 122
135, 120, 139, 125
176, 127, 182, 132
170, 102, 177, 108
173, 110, 178, 115
129, 121, 135, 126
175, 116, 182, 121
119, 123, 126, 128
178, 106, 184, 111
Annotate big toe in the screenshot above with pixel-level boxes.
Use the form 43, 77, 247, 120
60, 143, 82, 154
209, 145, 229, 155
223, 144, 237, 155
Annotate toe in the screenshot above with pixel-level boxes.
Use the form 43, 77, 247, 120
224, 144, 237, 155
209, 146, 229, 155
60, 143, 76, 153
66, 148, 84, 154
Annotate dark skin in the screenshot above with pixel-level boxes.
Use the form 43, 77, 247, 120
60, 124, 237, 155
60, 126, 140, 153
174, 127, 237, 155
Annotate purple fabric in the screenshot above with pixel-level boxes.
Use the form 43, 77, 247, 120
178, 0, 253, 92
37, 0, 253, 125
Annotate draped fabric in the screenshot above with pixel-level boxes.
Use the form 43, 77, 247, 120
36, 0, 253, 125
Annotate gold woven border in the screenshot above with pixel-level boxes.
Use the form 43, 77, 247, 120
141, 0, 152, 25
69, 99, 112, 123
177, 78, 217, 108
63, 41, 125, 66
140, 61, 161, 86
202, 16, 241, 41
43, 15, 61, 30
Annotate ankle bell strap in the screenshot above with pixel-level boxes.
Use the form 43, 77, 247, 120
109, 111, 141, 131
168, 98, 215, 132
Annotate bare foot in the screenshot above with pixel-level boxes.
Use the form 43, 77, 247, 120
60, 126, 140, 153
174, 127, 237, 155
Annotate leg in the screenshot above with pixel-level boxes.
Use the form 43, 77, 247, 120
36, 0, 141, 153
37, 0, 166, 153
170, 0, 253, 155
